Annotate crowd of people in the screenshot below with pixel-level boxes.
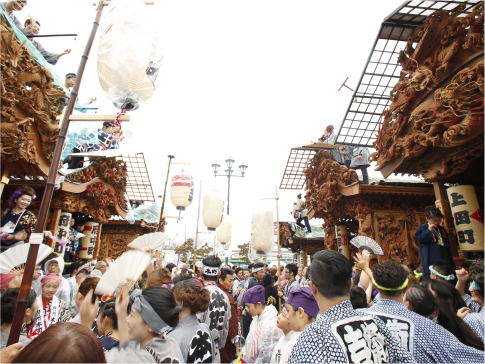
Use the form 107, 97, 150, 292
0, 244, 483, 363
1, 185, 483, 363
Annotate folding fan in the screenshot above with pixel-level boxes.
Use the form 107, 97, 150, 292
127, 232, 170, 252
0, 244, 54, 274
48, 236, 67, 246
95, 250, 151, 295
350, 236, 384, 256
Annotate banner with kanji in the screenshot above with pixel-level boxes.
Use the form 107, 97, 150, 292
447, 185, 483, 251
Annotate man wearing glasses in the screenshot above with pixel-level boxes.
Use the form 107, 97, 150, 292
278, 263, 300, 303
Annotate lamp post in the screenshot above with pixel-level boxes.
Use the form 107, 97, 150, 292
211, 157, 247, 216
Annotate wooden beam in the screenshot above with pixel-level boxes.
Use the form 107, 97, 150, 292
93, 0, 154, 5
93, 224, 103, 259
56, 114, 131, 122
302, 251, 308, 266
0, 164, 10, 199
48, 209, 62, 249
433, 182, 459, 257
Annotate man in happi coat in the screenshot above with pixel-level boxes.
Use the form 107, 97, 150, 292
288, 250, 415, 364
196, 256, 231, 360
242, 285, 282, 363
218, 268, 238, 363
358, 255, 485, 363
68, 121, 115, 169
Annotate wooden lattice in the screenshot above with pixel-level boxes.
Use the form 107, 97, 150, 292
117, 153, 155, 201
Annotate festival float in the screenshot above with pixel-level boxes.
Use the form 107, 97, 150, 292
279, 1, 483, 267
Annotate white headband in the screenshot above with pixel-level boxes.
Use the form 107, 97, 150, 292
429, 266, 454, 281
203, 265, 220, 276
252, 267, 263, 273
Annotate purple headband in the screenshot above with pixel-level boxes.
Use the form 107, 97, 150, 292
9, 189, 36, 207
287, 287, 320, 318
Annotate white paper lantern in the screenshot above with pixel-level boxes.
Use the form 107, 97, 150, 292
202, 191, 224, 231
170, 170, 194, 211
225, 238, 232, 250
79, 222, 100, 260
218, 218, 232, 245
97, 0, 163, 111
250, 207, 274, 254
53, 212, 71, 257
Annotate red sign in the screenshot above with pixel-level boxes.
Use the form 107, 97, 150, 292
341, 235, 348, 246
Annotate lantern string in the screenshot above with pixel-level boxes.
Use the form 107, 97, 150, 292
178, 210, 181, 223
114, 107, 126, 141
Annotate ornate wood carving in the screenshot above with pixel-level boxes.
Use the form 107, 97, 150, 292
281, 153, 436, 267
51, 190, 117, 224
97, 223, 155, 261
370, 3, 484, 181
304, 151, 358, 213
1, 15, 67, 165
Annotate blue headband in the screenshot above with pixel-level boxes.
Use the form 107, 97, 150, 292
429, 266, 454, 281
470, 280, 480, 291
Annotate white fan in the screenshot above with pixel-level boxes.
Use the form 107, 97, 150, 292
128, 232, 170, 252
95, 250, 151, 295
0, 244, 54, 274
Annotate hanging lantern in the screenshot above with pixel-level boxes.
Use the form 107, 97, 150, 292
202, 190, 224, 231
218, 218, 232, 246
447, 185, 484, 251
225, 238, 232, 250
251, 207, 274, 255
53, 212, 71, 257
97, 0, 163, 111
79, 222, 100, 260
170, 170, 194, 211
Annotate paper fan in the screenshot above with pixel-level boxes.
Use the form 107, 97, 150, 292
128, 232, 170, 252
0, 244, 54, 274
95, 250, 151, 295
350, 236, 384, 256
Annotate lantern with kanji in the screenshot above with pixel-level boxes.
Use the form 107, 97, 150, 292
79, 222, 100, 259
218, 218, 232, 247
170, 170, 194, 211
97, 0, 163, 111
250, 207, 274, 255
202, 190, 224, 231
53, 212, 71, 257
447, 185, 484, 251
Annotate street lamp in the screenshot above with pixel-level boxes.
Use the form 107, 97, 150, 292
211, 157, 247, 216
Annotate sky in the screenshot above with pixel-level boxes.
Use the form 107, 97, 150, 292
19, 0, 419, 254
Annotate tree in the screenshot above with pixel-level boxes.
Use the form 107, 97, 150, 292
176, 238, 214, 265
237, 241, 250, 264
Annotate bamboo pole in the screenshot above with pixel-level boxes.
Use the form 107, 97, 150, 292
275, 185, 281, 313
7, 1, 106, 346
193, 181, 202, 272
158, 155, 174, 232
